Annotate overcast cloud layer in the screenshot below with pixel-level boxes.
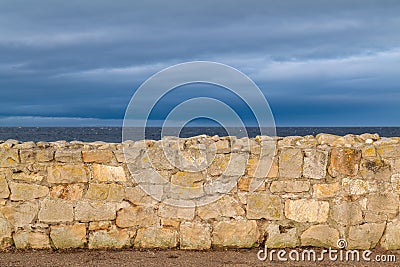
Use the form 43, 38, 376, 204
0, 0, 399, 126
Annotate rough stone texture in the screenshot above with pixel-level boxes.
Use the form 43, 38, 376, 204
158, 204, 195, 220
313, 182, 340, 198
89, 227, 131, 249
247, 193, 283, 220
303, 149, 328, 179
85, 183, 124, 202
48, 164, 89, 183
11, 172, 44, 183
50, 223, 87, 249
134, 227, 178, 249
279, 148, 303, 178
0, 201, 38, 227
50, 184, 84, 200
301, 225, 339, 248
264, 224, 298, 248
13, 231, 50, 249
20, 149, 54, 163
381, 219, 400, 249
367, 193, 399, 215
116, 206, 158, 228
82, 150, 114, 163
270, 180, 310, 193
328, 148, 361, 177
360, 158, 392, 181
212, 220, 259, 248
55, 150, 82, 163
75, 201, 116, 222
0, 148, 19, 167
285, 199, 329, 223
347, 223, 385, 249
38, 199, 74, 223
330, 201, 363, 226
92, 164, 126, 182
0, 218, 13, 249
180, 222, 211, 250
377, 144, 400, 158
1, 135, 400, 250
0, 175, 10, 198
125, 186, 158, 206
9, 182, 49, 201
197, 195, 244, 220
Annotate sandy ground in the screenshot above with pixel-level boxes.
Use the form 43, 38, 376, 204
0, 248, 399, 267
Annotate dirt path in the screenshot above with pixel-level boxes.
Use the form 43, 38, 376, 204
0, 248, 399, 267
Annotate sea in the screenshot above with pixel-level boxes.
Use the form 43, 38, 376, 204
0, 127, 399, 143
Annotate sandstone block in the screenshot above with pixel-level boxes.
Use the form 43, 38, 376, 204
246, 157, 273, 179
20, 149, 54, 163
212, 220, 259, 248
316, 133, 340, 145
381, 219, 400, 249
82, 150, 114, 163
0, 218, 13, 249
285, 199, 329, 223
208, 154, 229, 176
279, 148, 303, 178
376, 144, 400, 158
347, 223, 385, 249
116, 206, 158, 228
158, 204, 195, 220
13, 231, 50, 249
85, 183, 124, 202
264, 224, 298, 248
313, 182, 340, 198
215, 139, 230, 153
362, 146, 376, 158
11, 172, 44, 183
92, 164, 126, 182
47, 164, 89, 183
0, 175, 10, 198
330, 201, 363, 226
0, 148, 19, 167
89, 227, 131, 249
301, 225, 339, 248
247, 193, 283, 220
0, 201, 38, 227
359, 159, 391, 181
9, 182, 49, 201
328, 148, 361, 177
51, 223, 87, 249
342, 178, 376, 195
180, 222, 211, 250
75, 201, 116, 222
38, 199, 74, 223
134, 227, 178, 249
303, 149, 328, 179
50, 184, 84, 200
170, 171, 204, 199
237, 177, 266, 191
125, 186, 159, 206
224, 153, 248, 177
270, 180, 310, 193
367, 193, 399, 215
89, 221, 112, 231
55, 150, 82, 162
197, 195, 245, 220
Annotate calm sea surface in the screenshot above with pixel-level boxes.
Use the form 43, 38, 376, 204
0, 127, 400, 142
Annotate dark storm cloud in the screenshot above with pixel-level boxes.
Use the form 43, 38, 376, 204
0, 0, 399, 126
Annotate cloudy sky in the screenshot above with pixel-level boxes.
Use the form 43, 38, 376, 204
0, 0, 399, 126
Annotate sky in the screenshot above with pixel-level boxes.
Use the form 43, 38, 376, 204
0, 0, 399, 127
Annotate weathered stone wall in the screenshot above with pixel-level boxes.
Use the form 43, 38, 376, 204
0, 133, 400, 250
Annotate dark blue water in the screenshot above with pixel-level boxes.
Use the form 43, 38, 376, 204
0, 127, 399, 142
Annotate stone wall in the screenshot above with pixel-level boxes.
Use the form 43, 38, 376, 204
0, 133, 400, 250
